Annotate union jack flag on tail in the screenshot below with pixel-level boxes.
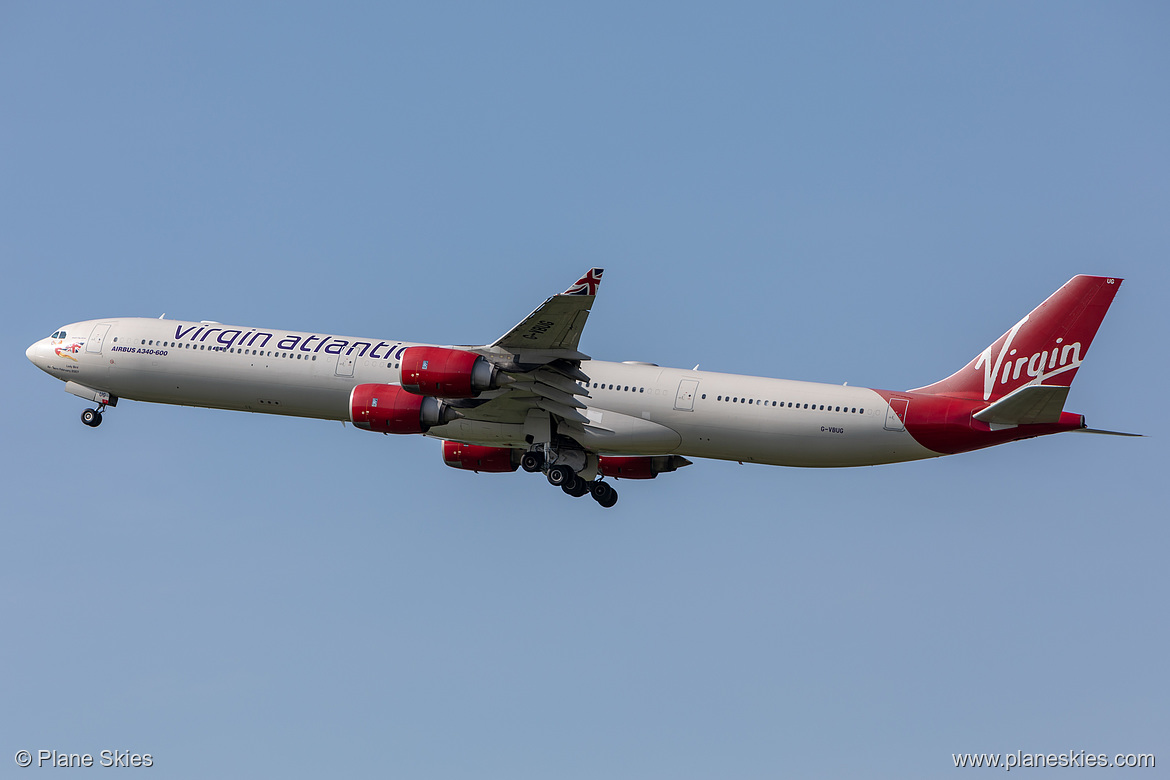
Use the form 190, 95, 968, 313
563, 268, 604, 296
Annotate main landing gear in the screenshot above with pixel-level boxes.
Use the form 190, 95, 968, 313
81, 407, 104, 427
522, 448, 619, 508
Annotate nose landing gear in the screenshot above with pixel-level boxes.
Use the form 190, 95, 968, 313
81, 407, 104, 427
80, 396, 115, 427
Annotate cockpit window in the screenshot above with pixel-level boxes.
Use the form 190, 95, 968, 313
51, 331, 61, 339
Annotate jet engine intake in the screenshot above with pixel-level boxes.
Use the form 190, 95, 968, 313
597, 455, 692, 479
441, 441, 520, 473
401, 346, 499, 398
351, 383, 456, 434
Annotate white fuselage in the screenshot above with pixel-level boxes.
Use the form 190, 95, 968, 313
27, 317, 937, 468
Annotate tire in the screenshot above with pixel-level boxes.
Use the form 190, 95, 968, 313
521, 451, 544, 473
562, 476, 589, 497
81, 409, 100, 427
589, 481, 617, 507
546, 465, 572, 487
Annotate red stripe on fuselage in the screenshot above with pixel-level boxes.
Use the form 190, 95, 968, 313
871, 389, 1084, 455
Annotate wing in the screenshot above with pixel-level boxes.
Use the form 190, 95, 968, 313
491, 268, 604, 362
450, 268, 605, 441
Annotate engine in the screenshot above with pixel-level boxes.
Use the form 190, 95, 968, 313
597, 455, 692, 480
350, 383, 456, 434
400, 346, 500, 398
441, 441, 520, 473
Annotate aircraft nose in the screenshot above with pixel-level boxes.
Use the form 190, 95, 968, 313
26, 340, 41, 365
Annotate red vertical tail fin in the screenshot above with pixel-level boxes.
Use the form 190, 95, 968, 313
912, 276, 1122, 402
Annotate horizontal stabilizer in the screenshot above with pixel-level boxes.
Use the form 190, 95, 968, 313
1074, 428, 1144, 437
972, 384, 1069, 425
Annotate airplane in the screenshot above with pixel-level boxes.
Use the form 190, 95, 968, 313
25, 269, 1136, 508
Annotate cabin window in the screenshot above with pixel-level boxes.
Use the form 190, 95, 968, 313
701, 394, 706, 399
835, 406, 840, 412
748, 399, 753, 405
141, 340, 145, 345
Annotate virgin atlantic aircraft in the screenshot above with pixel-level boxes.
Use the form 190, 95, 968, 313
26, 270, 1135, 507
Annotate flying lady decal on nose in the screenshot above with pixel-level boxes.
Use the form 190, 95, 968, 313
54, 342, 82, 361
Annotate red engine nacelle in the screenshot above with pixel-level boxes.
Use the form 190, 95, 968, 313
350, 383, 456, 434
598, 455, 692, 479
400, 346, 500, 398
441, 441, 520, 473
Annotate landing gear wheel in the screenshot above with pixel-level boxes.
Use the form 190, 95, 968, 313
546, 464, 573, 487
521, 451, 545, 473
562, 475, 589, 497
81, 408, 102, 427
589, 480, 618, 508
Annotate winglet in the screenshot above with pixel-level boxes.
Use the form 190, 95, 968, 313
490, 268, 606, 356
562, 268, 604, 296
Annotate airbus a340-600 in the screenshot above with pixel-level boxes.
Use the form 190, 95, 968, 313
26, 270, 1134, 508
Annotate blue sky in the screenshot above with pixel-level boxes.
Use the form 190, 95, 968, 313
2, 3, 1166, 778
